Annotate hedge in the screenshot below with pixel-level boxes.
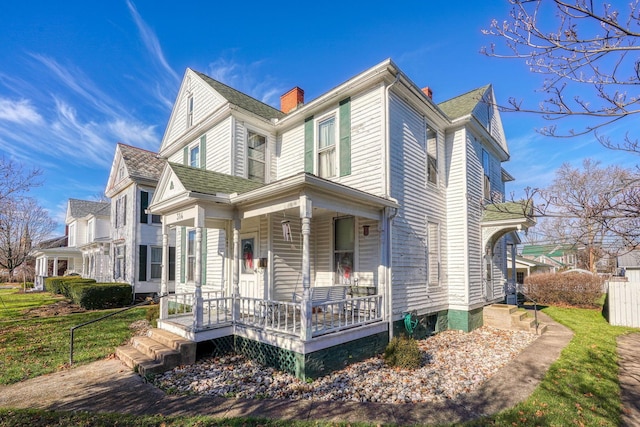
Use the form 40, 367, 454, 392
523, 272, 604, 308
44, 276, 132, 309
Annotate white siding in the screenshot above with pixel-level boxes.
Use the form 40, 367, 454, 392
203, 229, 226, 293
358, 217, 379, 287
277, 123, 305, 180
608, 281, 640, 327
209, 117, 233, 174
466, 135, 485, 305
314, 215, 332, 287
272, 216, 304, 301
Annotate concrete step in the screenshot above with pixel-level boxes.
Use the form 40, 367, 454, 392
115, 345, 166, 376
483, 304, 547, 335
116, 328, 196, 376
148, 328, 196, 365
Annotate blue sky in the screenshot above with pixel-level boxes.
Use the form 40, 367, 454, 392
1, 0, 637, 235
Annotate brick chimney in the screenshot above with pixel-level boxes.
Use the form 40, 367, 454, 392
280, 87, 304, 113
422, 87, 433, 100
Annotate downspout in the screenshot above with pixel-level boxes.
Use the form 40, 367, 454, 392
384, 73, 400, 340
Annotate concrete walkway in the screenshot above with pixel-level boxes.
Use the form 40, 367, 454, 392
619, 333, 640, 427
0, 311, 584, 425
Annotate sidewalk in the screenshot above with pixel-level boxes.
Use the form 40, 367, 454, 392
0, 312, 576, 425
619, 333, 640, 427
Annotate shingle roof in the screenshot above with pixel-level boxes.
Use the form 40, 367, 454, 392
169, 163, 264, 196
617, 251, 640, 268
119, 144, 165, 183
522, 244, 576, 257
438, 85, 490, 120
482, 201, 533, 222
68, 199, 110, 219
192, 70, 286, 121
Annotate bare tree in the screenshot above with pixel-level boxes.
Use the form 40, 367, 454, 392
0, 197, 56, 279
527, 159, 638, 271
482, 0, 640, 152
0, 157, 43, 202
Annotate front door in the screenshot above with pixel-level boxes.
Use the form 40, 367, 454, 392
239, 233, 259, 299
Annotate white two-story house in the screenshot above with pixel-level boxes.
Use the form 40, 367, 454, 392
148, 58, 534, 378
105, 143, 175, 299
33, 199, 111, 289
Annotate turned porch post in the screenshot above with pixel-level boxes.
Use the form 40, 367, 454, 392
232, 216, 241, 322
300, 195, 313, 341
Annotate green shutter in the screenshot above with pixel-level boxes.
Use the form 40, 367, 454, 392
200, 135, 207, 169
304, 116, 314, 173
138, 245, 147, 282
201, 229, 208, 286
183, 146, 188, 165
139, 191, 149, 224
339, 97, 351, 176
180, 227, 186, 283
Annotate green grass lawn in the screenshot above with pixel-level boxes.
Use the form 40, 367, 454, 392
0, 287, 65, 320
0, 288, 148, 385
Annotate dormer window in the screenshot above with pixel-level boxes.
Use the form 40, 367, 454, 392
187, 94, 194, 127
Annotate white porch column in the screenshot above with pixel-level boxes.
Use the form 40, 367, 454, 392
53, 257, 59, 277
160, 222, 169, 320
232, 216, 241, 323
510, 243, 517, 284
193, 206, 204, 330
44, 256, 49, 276
299, 195, 313, 341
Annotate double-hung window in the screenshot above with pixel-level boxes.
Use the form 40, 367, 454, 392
150, 246, 162, 280
114, 245, 126, 280
247, 131, 266, 182
334, 216, 354, 285
427, 129, 438, 186
318, 117, 336, 178
189, 145, 200, 168
187, 229, 196, 281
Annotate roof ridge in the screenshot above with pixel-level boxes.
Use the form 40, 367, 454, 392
118, 142, 158, 155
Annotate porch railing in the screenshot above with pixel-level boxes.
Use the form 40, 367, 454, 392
311, 294, 382, 336
237, 297, 302, 335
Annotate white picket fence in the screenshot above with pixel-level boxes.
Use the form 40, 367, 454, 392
607, 281, 640, 328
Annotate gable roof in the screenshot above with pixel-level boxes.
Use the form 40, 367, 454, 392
168, 163, 264, 196
438, 85, 490, 120
67, 199, 110, 220
118, 143, 165, 183
192, 70, 285, 121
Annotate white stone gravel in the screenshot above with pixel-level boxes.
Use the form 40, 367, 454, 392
151, 326, 537, 404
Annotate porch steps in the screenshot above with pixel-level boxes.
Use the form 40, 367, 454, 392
116, 328, 196, 376
483, 304, 547, 335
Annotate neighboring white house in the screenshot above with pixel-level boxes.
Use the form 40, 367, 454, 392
617, 250, 640, 282
33, 199, 111, 289
147, 58, 534, 378
105, 143, 175, 298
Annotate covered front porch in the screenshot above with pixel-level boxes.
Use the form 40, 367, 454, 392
149, 166, 398, 356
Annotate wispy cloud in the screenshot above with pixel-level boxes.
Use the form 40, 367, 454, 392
0, 98, 43, 125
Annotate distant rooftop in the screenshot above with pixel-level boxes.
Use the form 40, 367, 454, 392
67, 199, 110, 219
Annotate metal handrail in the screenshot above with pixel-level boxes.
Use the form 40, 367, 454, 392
516, 284, 540, 335
69, 293, 169, 365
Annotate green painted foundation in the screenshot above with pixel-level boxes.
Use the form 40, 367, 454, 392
392, 310, 448, 339
447, 307, 484, 332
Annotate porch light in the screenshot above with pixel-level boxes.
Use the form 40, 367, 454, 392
362, 225, 370, 236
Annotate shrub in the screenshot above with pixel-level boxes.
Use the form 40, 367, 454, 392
68, 283, 132, 310
523, 272, 604, 308
44, 276, 96, 297
384, 335, 422, 370
146, 304, 159, 327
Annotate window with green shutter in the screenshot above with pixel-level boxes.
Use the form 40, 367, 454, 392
304, 116, 314, 173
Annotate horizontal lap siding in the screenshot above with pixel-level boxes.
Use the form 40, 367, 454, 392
445, 129, 469, 306
204, 229, 225, 293
314, 216, 332, 287
234, 119, 245, 178
277, 126, 304, 180
272, 216, 304, 301
358, 218, 379, 287
467, 136, 484, 304
210, 117, 233, 174
389, 93, 433, 315
338, 85, 384, 196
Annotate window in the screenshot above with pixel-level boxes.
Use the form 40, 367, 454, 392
318, 117, 336, 178
114, 245, 126, 280
189, 145, 200, 168
427, 128, 438, 185
187, 94, 194, 127
187, 229, 196, 281
68, 224, 76, 247
334, 217, 354, 285
150, 246, 162, 280
115, 195, 127, 228
516, 272, 525, 284
482, 149, 491, 200
140, 191, 161, 224
247, 131, 266, 182
427, 222, 440, 286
